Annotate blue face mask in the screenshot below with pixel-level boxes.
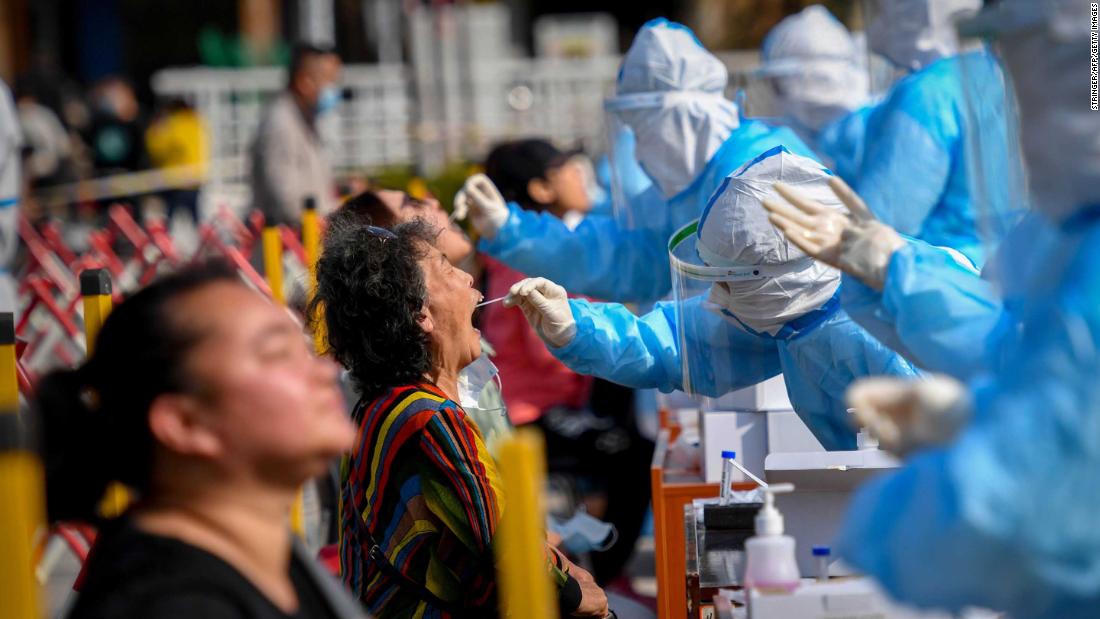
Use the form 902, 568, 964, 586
549, 510, 617, 555
316, 85, 341, 115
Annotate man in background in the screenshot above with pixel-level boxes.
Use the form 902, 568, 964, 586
250, 43, 342, 226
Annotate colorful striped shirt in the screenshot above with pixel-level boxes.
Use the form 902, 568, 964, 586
339, 382, 567, 618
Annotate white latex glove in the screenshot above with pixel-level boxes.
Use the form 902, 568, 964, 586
504, 277, 577, 348
846, 374, 973, 458
762, 176, 906, 291
455, 173, 510, 238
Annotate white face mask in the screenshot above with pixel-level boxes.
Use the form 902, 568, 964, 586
456, 354, 502, 410
774, 62, 869, 133
614, 92, 740, 199
704, 263, 840, 336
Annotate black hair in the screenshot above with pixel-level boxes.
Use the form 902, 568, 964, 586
484, 142, 542, 211
288, 42, 336, 84
335, 189, 396, 229
37, 261, 242, 523
311, 216, 437, 402
484, 138, 574, 213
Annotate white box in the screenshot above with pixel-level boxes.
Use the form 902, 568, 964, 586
698, 377, 795, 484
765, 450, 899, 576
766, 409, 826, 454
699, 409, 770, 483
748, 578, 1001, 619
701, 375, 793, 411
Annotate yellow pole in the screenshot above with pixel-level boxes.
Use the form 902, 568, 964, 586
81, 269, 128, 517
301, 197, 326, 353
302, 197, 320, 272
495, 429, 556, 619
0, 314, 17, 409
81, 269, 113, 356
262, 228, 304, 535
0, 313, 45, 618
262, 226, 285, 306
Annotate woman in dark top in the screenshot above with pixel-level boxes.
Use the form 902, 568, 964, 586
37, 262, 365, 619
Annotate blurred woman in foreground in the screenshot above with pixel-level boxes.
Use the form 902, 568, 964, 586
40, 262, 365, 619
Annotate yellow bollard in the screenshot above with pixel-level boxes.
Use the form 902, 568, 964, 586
301, 198, 327, 353
302, 197, 320, 272
81, 269, 113, 356
262, 226, 285, 305
262, 228, 305, 536
495, 429, 556, 619
0, 314, 17, 410
81, 269, 129, 517
0, 313, 45, 618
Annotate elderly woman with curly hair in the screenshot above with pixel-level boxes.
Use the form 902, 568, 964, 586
313, 214, 608, 618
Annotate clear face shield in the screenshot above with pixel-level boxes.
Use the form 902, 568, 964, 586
959, 1, 1100, 230
668, 220, 794, 399
603, 92, 681, 232
859, 0, 914, 96
603, 90, 734, 232
951, 9, 1032, 285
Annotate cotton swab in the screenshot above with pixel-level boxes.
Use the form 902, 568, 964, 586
729, 458, 768, 488
475, 295, 510, 309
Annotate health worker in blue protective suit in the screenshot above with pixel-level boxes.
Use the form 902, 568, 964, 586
851, 0, 1026, 268
755, 5, 874, 183
835, 211, 1059, 381
455, 18, 815, 304
766, 1, 1100, 615
504, 147, 920, 451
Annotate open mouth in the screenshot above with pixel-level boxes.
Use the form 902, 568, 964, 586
469, 290, 484, 330
469, 289, 484, 315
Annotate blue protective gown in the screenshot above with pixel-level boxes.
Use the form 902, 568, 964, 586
549, 296, 920, 451
837, 209, 1100, 618
840, 212, 1058, 380
815, 103, 874, 185
855, 50, 1018, 268
478, 120, 816, 304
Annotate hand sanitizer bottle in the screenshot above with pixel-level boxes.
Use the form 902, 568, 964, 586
743, 483, 799, 594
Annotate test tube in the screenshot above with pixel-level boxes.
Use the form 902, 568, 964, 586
719, 450, 736, 505
813, 546, 831, 582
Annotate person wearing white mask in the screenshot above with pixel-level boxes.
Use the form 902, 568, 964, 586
456, 19, 816, 304
842, 0, 1027, 269
504, 147, 919, 451
765, 1, 1100, 615
756, 5, 873, 182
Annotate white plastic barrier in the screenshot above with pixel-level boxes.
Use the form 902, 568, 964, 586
150, 50, 774, 204
151, 63, 412, 209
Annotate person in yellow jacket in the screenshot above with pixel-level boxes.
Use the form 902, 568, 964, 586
145, 99, 209, 224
